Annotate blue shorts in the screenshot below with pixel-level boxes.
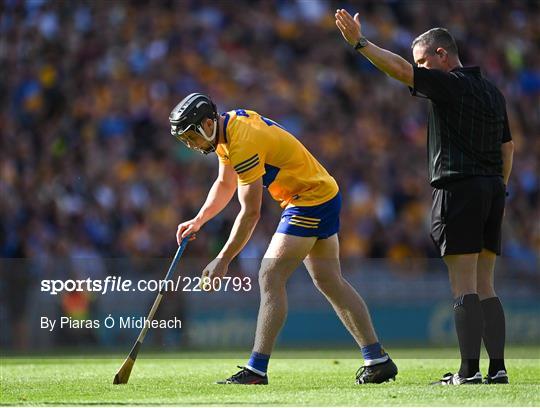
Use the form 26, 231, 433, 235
276, 192, 341, 239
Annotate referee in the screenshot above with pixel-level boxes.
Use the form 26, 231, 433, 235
336, 10, 514, 385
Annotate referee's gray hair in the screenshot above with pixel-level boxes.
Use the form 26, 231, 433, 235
411, 28, 458, 56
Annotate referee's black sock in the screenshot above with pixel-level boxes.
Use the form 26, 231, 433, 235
481, 296, 507, 376
454, 293, 482, 377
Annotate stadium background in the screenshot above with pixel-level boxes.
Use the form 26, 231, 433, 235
0, 0, 538, 352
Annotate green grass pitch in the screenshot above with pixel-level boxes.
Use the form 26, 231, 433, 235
1, 348, 539, 406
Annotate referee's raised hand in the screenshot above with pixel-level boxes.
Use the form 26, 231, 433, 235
335, 9, 362, 46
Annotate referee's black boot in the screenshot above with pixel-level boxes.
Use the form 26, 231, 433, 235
432, 371, 482, 385
484, 370, 509, 384
355, 358, 398, 384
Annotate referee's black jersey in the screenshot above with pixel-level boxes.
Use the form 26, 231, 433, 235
410, 66, 512, 188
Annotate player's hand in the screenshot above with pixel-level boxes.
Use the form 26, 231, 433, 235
200, 258, 229, 292
176, 218, 202, 244
335, 9, 362, 46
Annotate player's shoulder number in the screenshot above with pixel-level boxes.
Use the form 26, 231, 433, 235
234, 109, 285, 130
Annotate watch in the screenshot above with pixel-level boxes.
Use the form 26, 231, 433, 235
354, 37, 368, 50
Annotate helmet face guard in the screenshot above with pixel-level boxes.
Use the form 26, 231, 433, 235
169, 93, 218, 155
170, 120, 217, 155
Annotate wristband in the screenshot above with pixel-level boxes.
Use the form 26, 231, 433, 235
354, 37, 368, 50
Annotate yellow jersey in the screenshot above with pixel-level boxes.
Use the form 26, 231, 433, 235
216, 109, 338, 208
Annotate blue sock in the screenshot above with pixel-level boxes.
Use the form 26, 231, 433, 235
246, 351, 270, 376
361, 342, 389, 366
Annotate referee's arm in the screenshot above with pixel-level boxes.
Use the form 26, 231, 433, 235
354, 40, 413, 86
501, 110, 514, 186
501, 141, 514, 186
335, 9, 413, 86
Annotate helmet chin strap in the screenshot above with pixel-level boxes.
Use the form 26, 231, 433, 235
196, 118, 218, 154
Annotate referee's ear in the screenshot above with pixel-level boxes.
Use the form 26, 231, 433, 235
435, 47, 448, 59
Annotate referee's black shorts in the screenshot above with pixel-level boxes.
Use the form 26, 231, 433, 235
430, 176, 506, 256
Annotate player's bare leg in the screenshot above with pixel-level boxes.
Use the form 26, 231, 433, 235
253, 233, 317, 354
217, 233, 316, 384
304, 234, 397, 383
303, 234, 377, 346
476, 248, 508, 383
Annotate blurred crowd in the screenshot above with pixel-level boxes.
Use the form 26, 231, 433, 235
1, 0, 539, 270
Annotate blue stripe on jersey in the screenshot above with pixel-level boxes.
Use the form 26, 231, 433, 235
222, 113, 230, 142
263, 164, 280, 188
235, 109, 249, 117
